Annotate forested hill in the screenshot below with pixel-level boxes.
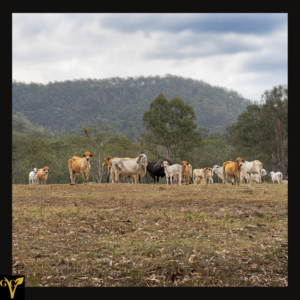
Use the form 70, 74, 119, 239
12, 75, 253, 141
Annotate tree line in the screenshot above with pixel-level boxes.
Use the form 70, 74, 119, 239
12, 84, 287, 184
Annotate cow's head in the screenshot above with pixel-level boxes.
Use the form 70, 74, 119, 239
82, 151, 94, 161
43, 166, 51, 174
137, 153, 147, 164
102, 156, 112, 167
181, 161, 188, 169
269, 171, 275, 176
161, 160, 170, 168
204, 167, 213, 177
262, 169, 267, 176
235, 157, 244, 166
212, 165, 220, 172
33, 168, 38, 174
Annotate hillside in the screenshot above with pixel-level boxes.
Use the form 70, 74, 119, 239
12, 75, 253, 141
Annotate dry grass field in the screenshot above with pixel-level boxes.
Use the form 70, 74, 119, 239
12, 182, 288, 287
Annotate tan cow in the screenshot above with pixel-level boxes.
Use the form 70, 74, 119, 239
223, 157, 244, 185
37, 166, 51, 185
181, 161, 190, 185
68, 151, 93, 185
204, 167, 213, 184
102, 156, 137, 183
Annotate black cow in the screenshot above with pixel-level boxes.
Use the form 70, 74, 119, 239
147, 159, 172, 184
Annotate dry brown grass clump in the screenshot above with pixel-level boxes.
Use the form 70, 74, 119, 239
12, 182, 288, 287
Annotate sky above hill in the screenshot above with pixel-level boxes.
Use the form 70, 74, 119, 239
13, 13, 287, 102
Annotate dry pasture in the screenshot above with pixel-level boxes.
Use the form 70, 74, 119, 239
12, 182, 288, 287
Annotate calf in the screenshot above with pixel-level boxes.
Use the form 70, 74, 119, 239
223, 157, 244, 185
29, 168, 38, 185
68, 151, 93, 185
212, 165, 224, 182
37, 166, 51, 185
161, 161, 182, 185
269, 171, 283, 184
239, 160, 263, 184
193, 169, 206, 185
181, 161, 190, 185
204, 167, 213, 184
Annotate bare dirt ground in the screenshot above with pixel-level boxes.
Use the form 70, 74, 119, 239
12, 182, 288, 287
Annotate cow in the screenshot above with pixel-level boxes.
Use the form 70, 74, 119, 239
223, 157, 244, 185
269, 171, 283, 184
282, 180, 288, 184
212, 165, 224, 182
146, 159, 172, 184
193, 169, 206, 185
239, 160, 263, 184
110, 153, 147, 183
181, 161, 190, 185
36, 166, 51, 185
204, 167, 213, 184
29, 168, 38, 185
249, 169, 268, 183
68, 151, 93, 185
161, 160, 182, 185
103, 156, 137, 183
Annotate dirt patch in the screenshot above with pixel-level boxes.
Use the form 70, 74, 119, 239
12, 182, 288, 287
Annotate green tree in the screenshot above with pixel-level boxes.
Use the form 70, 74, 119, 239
141, 93, 202, 163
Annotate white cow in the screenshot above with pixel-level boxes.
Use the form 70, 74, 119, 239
249, 169, 268, 183
239, 160, 263, 183
282, 180, 288, 184
269, 171, 283, 184
29, 168, 38, 185
193, 169, 206, 185
110, 153, 147, 183
212, 165, 224, 181
161, 161, 182, 185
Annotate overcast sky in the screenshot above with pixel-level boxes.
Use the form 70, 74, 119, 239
13, 13, 287, 101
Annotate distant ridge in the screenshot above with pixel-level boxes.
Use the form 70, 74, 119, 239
12, 75, 253, 141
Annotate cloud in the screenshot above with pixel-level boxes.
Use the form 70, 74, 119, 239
12, 13, 287, 101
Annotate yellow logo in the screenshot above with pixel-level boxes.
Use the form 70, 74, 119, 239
0, 277, 24, 299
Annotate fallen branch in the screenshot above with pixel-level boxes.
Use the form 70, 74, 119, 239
103, 219, 131, 223
102, 207, 120, 211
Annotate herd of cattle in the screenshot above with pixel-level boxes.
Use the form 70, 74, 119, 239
28, 151, 287, 186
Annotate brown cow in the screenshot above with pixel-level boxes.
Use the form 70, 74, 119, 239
37, 166, 51, 185
68, 151, 93, 185
181, 161, 190, 185
223, 157, 245, 185
102, 156, 137, 183
204, 167, 213, 184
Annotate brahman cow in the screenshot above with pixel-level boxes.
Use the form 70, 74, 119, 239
161, 160, 182, 185
103, 156, 136, 183
181, 161, 190, 185
37, 166, 51, 185
239, 160, 263, 184
68, 151, 93, 185
223, 157, 244, 185
110, 153, 147, 183
193, 169, 206, 185
269, 171, 283, 184
29, 168, 38, 185
146, 159, 172, 184
204, 167, 213, 184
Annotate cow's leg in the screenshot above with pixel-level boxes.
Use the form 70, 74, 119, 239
80, 171, 85, 183
70, 171, 76, 185
86, 172, 89, 183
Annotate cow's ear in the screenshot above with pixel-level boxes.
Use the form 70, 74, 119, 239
90, 154, 94, 158
48, 168, 51, 171
82, 154, 86, 157
242, 159, 245, 162
43, 168, 45, 171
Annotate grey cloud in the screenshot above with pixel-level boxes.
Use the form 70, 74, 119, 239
99, 13, 287, 35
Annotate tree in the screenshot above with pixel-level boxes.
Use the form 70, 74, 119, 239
141, 93, 202, 163
82, 123, 116, 183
